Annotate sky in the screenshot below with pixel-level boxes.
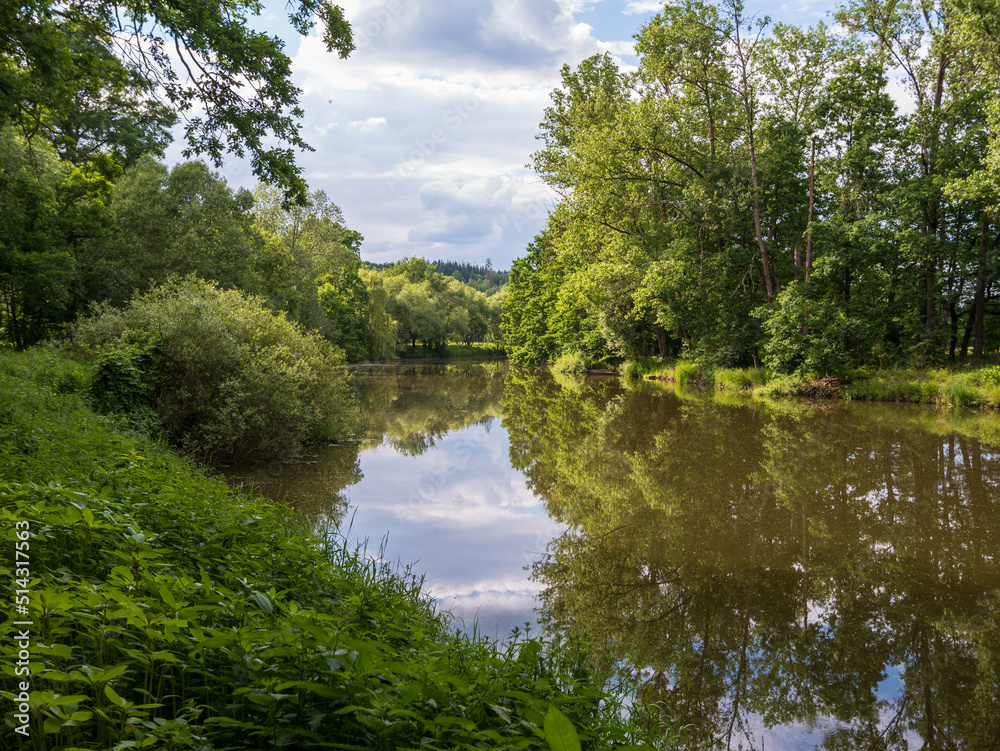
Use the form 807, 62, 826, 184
167, 0, 837, 270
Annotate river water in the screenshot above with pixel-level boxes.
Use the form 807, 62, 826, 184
226, 363, 1000, 750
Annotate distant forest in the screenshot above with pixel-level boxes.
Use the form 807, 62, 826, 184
367, 259, 509, 295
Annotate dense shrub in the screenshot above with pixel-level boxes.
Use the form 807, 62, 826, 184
72, 277, 350, 462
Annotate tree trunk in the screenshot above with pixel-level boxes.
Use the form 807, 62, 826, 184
973, 215, 989, 361
806, 138, 815, 286
655, 324, 668, 358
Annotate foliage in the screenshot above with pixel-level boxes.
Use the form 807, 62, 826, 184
674, 361, 713, 387
0, 348, 641, 751
506, 0, 1000, 373
551, 352, 591, 374
0, 0, 354, 203
82, 158, 272, 308
714, 367, 770, 392
756, 283, 854, 376
0, 129, 114, 348
70, 277, 350, 462
429, 259, 510, 295
380, 258, 501, 353
357, 268, 398, 361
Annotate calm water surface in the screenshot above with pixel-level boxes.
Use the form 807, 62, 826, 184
227, 364, 1000, 750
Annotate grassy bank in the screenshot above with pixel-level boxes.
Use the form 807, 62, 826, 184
622, 357, 1000, 409
0, 348, 635, 750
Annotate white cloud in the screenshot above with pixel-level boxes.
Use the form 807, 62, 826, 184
623, 0, 663, 13
348, 116, 387, 132
276, 0, 622, 268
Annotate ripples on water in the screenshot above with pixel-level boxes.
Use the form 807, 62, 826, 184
227, 363, 1000, 750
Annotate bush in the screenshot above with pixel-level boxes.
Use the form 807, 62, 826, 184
755, 374, 810, 399
552, 351, 591, 374
71, 277, 351, 462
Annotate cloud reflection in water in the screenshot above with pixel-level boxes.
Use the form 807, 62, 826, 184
345, 420, 564, 638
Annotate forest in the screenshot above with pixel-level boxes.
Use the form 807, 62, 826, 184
501, 0, 1000, 376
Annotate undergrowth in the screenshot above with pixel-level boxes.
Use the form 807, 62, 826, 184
0, 348, 640, 750
622, 356, 1000, 410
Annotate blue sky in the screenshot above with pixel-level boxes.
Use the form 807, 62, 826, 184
168, 0, 838, 270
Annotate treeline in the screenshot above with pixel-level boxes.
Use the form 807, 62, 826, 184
503, 0, 1000, 375
380, 258, 504, 352
367, 259, 509, 296
0, 131, 503, 359
430, 260, 509, 295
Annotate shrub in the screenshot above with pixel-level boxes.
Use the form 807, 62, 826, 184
943, 381, 981, 408
755, 374, 810, 399
552, 351, 591, 374
72, 277, 351, 462
621, 360, 648, 379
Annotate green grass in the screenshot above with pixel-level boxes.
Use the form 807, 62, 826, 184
620, 358, 676, 381
620, 356, 1000, 411
0, 348, 639, 751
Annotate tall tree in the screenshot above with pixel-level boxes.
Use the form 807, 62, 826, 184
1, 0, 354, 203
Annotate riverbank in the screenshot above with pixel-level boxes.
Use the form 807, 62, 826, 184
0, 348, 634, 750
395, 342, 508, 361
622, 358, 1000, 409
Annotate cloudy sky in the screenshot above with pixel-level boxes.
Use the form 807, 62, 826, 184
176, 0, 836, 270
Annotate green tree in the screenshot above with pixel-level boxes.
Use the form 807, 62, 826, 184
0, 129, 114, 347
88, 158, 268, 306
1, 0, 353, 203
358, 268, 398, 360
317, 265, 368, 362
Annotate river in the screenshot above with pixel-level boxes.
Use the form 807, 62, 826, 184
226, 363, 1000, 750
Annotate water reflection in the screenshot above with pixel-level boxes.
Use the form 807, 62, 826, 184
227, 364, 1000, 749
226, 363, 557, 637
504, 369, 1000, 749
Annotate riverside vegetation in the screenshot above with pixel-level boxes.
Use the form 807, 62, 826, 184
621, 358, 1000, 408
0, 348, 645, 750
500, 0, 1000, 380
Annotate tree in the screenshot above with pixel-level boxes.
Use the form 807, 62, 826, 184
38, 27, 176, 168
358, 268, 398, 360
317, 266, 368, 361
89, 158, 269, 306
1, 0, 354, 203
0, 128, 114, 347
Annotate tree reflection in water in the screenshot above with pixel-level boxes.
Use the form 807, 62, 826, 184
503, 368, 1000, 750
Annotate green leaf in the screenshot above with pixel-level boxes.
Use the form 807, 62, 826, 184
104, 684, 126, 708
543, 706, 581, 751
159, 582, 177, 610
250, 589, 273, 613
46, 694, 89, 707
